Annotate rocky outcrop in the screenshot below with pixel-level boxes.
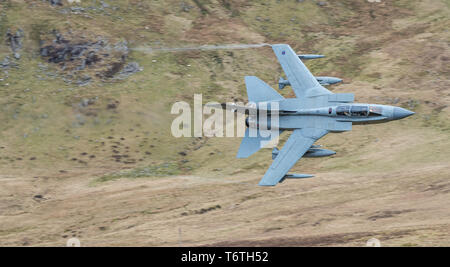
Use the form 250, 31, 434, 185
5, 29, 24, 60
39, 31, 142, 83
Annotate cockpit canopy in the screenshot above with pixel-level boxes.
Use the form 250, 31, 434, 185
337, 105, 382, 117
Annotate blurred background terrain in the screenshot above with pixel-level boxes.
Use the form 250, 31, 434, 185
0, 0, 448, 246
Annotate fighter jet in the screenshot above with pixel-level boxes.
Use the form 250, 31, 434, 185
237, 44, 414, 186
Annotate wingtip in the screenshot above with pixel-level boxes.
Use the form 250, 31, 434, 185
244, 75, 257, 81
258, 183, 276, 187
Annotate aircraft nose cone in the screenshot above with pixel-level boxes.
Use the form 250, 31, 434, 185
393, 107, 415, 120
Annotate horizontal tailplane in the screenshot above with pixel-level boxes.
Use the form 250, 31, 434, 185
237, 128, 282, 158
245, 76, 284, 103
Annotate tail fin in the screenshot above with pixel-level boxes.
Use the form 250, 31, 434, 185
237, 128, 283, 158
245, 76, 284, 103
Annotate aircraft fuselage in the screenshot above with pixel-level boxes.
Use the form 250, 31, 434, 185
250, 103, 414, 131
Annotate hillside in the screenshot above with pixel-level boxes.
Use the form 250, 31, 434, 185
0, 0, 449, 246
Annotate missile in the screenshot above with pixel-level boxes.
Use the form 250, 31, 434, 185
279, 76, 342, 89
297, 54, 325, 60
279, 173, 314, 183
272, 147, 335, 159
315, 76, 343, 86
304, 148, 336, 158
284, 173, 314, 179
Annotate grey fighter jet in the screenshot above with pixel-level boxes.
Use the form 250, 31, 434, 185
237, 44, 414, 186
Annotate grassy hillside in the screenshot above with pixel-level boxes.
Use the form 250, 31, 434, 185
0, 0, 448, 246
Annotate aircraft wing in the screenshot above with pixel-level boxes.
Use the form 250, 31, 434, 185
258, 128, 328, 186
272, 44, 332, 99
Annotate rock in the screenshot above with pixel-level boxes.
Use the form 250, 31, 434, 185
79, 97, 96, 107
115, 62, 143, 79
39, 32, 141, 82
1, 57, 10, 68
71, 7, 85, 14
101, 1, 110, 8
75, 114, 85, 125
40, 47, 49, 57
60, 6, 86, 14
38, 63, 48, 70
181, 2, 193, 12
407, 99, 419, 109
0, 56, 18, 69
317, 1, 327, 6
49, 0, 63, 6
14, 52, 20, 60
85, 51, 99, 65
5, 29, 24, 52
63, 77, 73, 83
76, 75, 91, 86
113, 41, 129, 54
107, 102, 118, 109
40, 32, 132, 80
